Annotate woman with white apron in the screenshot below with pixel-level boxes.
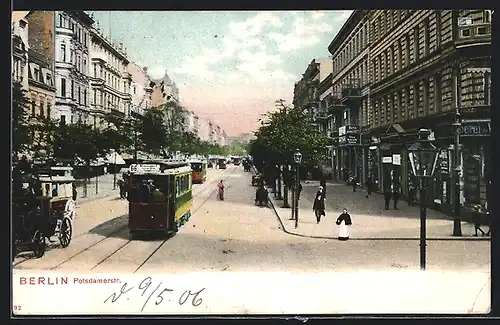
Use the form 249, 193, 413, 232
336, 208, 352, 241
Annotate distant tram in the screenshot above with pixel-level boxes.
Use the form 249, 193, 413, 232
126, 159, 193, 238
189, 159, 207, 183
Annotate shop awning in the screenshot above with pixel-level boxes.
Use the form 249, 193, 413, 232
106, 152, 126, 165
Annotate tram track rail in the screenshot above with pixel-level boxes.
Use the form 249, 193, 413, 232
133, 166, 238, 273
13, 166, 238, 271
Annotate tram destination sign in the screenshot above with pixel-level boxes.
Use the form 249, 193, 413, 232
459, 120, 490, 137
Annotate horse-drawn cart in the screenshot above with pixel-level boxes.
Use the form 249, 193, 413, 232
12, 166, 76, 260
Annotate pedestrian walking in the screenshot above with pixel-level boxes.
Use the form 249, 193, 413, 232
384, 190, 391, 210
72, 183, 78, 201
336, 208, 352, 241
118, 179, 126, 199
408, 183, 416, 206
486, 210, 492, 236
393, 187, 400, 210
472, 205, 486, 236
365, 177, 373, 198
320, 177, 327, 199
352, 176, 358, 192
313, 186, 326, 224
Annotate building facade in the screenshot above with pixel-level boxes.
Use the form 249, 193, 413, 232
367, 9, 491, 213
326, 10, 372, 183
54, 11, 94, 124
25, 11, 57, 123
128, 63, 153, 116
12, 12, 30, 90
89, 22, 132, 127
319, 9, 491, 214
292, 59, 322, 120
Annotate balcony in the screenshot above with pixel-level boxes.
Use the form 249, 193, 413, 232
340, 85, 362, 105
456, 22, 491, 48
55, 60, 73, 70
313, 108, 330, 124
121, 71, 132, 80
56, 26, 74, 37
326, 96, 344, 114
91, 51, 107, 63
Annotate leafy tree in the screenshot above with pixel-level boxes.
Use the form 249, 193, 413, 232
141, 107, 168, 155
250, 107, 328, 168
161, 101, 188, 152
12, 82, 33, 158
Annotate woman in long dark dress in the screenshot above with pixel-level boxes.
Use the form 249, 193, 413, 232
336, 208, 352, 241
313, 186, 326, 224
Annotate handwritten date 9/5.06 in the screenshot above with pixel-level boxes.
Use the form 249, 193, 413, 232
104, 277, 205, 312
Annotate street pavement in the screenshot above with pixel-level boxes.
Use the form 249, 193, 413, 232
75, 173, 120, 204
13, 166, 490, 313
268, 180, 491, 240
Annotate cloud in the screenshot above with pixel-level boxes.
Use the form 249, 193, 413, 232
266, 12, 349, 53
173, 12, 285, 80
147, 64, 166, 79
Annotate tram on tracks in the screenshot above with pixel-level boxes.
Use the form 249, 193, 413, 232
189, 159, 207, 184
126, 159, 193, 238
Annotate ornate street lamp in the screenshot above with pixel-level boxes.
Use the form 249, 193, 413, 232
452, 110, 462, 236
293, 149, 303, 228
408, 129, 439, 270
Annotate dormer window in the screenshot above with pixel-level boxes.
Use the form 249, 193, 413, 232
34, 68, 40, 82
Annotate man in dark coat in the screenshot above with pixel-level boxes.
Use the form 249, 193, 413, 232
365, 177, 373, 198
336, 208, 353, 241
320, 177, 327, 199
384, 190, 391, 210
393, 187, 400, 210
313, 186, 326, 224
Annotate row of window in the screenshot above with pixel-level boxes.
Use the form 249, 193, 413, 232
31, 64, 54, 88
59, 43, 88, 75
91, 88, 130, 113
91, 43, 127, 74
30, 94, 53, 119
175, 174, 191, 197
57, 13, 90, 48
92, 62, 129, 93
59, 78, 88, 106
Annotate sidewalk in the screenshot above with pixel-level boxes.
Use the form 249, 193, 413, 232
75, 173, 120, 204
267, 181, 490, 240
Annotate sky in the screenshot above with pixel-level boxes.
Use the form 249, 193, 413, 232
91, 11, 352, 136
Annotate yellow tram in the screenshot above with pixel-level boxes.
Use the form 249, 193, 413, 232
126, 159, 193, 238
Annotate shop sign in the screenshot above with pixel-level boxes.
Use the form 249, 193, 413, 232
463, 155, 481, 205
338, 125, 360, 136
339, 134, 360, 145
382, 156, 392, 164
459, 120, 490, 137
438, 150, 449, 174
392, 154, 401, 166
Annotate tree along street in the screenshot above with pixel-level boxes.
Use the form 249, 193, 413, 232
13, 166, 489, 273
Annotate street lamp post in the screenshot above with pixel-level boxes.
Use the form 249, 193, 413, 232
452, 110, 462, 236
282, 165, 290, 208
112, 149, 117, 190
293, 149, 303, 228
408, 129, 439, 270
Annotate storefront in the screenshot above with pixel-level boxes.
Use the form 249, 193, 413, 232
338, 125, 361, 181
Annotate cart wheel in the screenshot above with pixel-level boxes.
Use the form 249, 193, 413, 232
59, 217, 72, 248
32, 230, 45, 258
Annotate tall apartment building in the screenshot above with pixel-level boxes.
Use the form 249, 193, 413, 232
89, 22, 132, 127
319, 9, 491, 214
12, 12, 30, 90
326, 10, 372, 183
25, 11, 57, 124
128, 63, 153, 116
54, 11, 94, 124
